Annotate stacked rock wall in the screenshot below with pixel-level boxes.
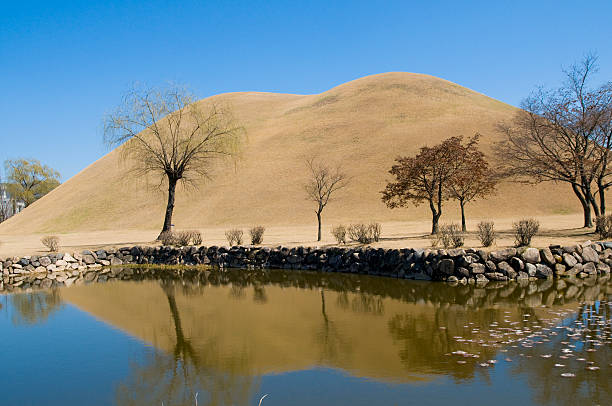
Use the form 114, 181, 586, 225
2, 241, 612, 291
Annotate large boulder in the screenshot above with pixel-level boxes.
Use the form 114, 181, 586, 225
540, 248, 556, 266
110, 257, 123, 266
520, 248, 541, 264
510, 257, 524, 271
525, 263, 537, 277
439, 259, 454, 275
562, 253, 578, 267
485, 272, 508, 281
580, 247, 599, 263
582, 262, 597, 275
82, 255, 96, 265
469, 263, 486, 274
489, 248, 517, 262
62, 253, 77, 263
497, 261, 516, 278
456, 267, 470, 278
535, 264, 553, 279
39, 257, 51, 267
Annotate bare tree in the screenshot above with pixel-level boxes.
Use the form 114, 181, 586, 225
304, 157, 349, 241
592, 82, 612, 215
104, 85, 244, 238
445, 135, 497, 232
497, 54, 612, 228
381, 136, 466, 234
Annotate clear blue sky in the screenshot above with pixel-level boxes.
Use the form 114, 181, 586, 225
1, 0, 611, 180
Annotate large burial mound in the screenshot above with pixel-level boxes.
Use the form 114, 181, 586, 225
0, 72, 580, 234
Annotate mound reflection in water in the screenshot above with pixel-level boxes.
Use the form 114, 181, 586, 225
4, 268, 612, 406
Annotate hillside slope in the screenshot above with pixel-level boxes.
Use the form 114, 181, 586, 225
0, 72, 578, 234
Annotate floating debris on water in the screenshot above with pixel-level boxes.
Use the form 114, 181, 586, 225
561, 373, 576, 378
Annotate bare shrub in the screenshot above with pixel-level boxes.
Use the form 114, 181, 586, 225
331, 225, 347, 244
477, 221, 496, 247
437, 224, 464, 249
159, 231, 177, 246
249, 226, 265, 245
368, 222, 382, 242
513, 218, 540, 247
174, 231, 192, 246
346, 223, 376, 244
596, 215, 612, 239
189, 230, 203, 245
41, 235, 60, 252
225, 228, 243, 246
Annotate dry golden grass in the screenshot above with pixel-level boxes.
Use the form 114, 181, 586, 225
0, 72, 583, 247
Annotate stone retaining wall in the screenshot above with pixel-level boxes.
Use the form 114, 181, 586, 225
2, 240, 612, 292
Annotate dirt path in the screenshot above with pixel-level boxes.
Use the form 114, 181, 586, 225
0, 214, 601, 258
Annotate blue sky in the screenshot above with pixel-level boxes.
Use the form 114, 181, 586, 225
1, 0, 611, 180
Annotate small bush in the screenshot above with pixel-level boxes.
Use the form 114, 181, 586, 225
249, 226, 265, 245
477, 221, 496, 247
174, 231, 192, 246
331, 225, 347, 244
437, 224, 464, 249
513, 218, 540, 247
159, 231, 177, 246
368, 222, 382, 242
596, 215, 612, 239
225, 228, 244, 246
41, 235, 60, 252
189, 230, 203, 245
348, 223, 371, 244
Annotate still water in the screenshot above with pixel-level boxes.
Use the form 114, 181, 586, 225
0, 268, 611, 406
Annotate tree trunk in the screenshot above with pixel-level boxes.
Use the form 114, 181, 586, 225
598, 182, 606, 216
316, 210, 322, 241
432, 212, 441, 234
159, 176, 178, 239
572, 184, 592, 228
460, 200, 466, 232
429, 199, 441, 234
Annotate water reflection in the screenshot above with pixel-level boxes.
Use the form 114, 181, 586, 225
1, 268, 611, 405
507, 302, 612, 406
10, 289, 63, 325
114, 280, 258, 406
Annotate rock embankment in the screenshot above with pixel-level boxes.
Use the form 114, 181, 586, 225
1, 241, 611, 291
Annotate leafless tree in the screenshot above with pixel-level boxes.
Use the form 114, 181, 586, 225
304, 157, 349, 241
104, 84, 244, 238
497, 54, 612, 228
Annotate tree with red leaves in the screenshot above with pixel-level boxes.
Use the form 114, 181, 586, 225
446, 134, 497, 232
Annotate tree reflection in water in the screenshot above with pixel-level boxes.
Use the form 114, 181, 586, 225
5, 267, 611, 405
10, 289, 62, 325
317, 289, 352, 363
115, 280, 260, 406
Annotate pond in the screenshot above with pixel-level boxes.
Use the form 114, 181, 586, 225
1, 268, 611, 406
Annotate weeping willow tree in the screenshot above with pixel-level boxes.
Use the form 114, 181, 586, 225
4, 158, 60, 207
103, 85, 244, 238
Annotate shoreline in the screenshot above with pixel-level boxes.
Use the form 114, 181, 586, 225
2, 240, 612, 292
